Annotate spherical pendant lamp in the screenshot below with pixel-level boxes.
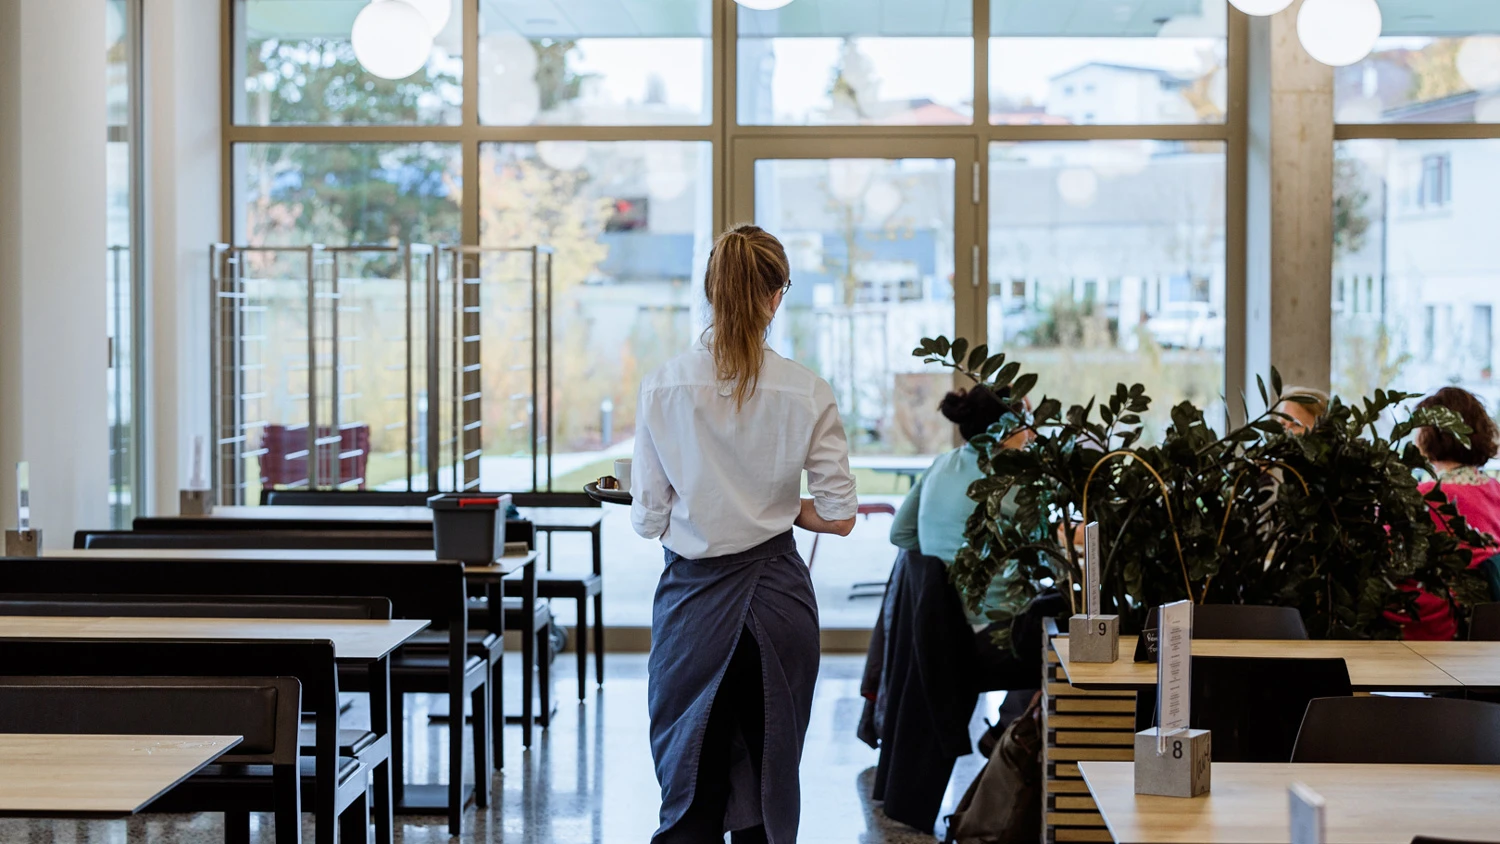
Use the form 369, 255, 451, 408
352, 0, 434, 80
1228, 0, 1294, 15
1297, 0, 1383, 67
734, 0, 797, 10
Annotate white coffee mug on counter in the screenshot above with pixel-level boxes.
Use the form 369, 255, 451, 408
614, 458, 632, 493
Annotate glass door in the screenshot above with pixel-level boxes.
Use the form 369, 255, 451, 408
731, 138, 977, 627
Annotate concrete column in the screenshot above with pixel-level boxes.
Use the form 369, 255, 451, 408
146, 0, 221, 513
1245, 0, 1335, 401
0, 0, 111, 542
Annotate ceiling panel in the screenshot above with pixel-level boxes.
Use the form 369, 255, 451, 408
991, 0, 1213, 37
738, 0, 971, 37
1377, 0, 1500, 35
482, 0, 709, 38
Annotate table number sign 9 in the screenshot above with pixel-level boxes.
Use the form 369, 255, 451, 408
1067, 521, 1119, 662
5, 461, 40, 556
1134, 599, 1211, 797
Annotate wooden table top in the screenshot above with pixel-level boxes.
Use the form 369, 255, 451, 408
47, 546, 538, 579
0, 616, 429, 662
151, 505, 603, 530
1400, 640, 1500, 688
1054, 636, 1463, 690
0, 733, 242, 817
1080, 761, 1500, 844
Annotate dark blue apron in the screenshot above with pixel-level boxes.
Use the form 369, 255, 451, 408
648, 531, 820, 843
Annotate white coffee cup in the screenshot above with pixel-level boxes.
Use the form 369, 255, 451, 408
614, 458, 632, 493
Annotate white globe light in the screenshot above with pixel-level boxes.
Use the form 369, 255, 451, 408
536, 140, 590, 172
1297, 0, 1382, 68
402, 0, 451, 35
1458, 36, 1500, 92
1228, 0, 1294, 15
351, 0, 434, 81
734, 0, 796, 10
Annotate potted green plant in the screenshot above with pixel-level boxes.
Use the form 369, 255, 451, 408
913, 336, 1491, 641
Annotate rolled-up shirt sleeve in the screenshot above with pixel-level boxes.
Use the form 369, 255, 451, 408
806, 378, 859, 521
630, 387, 673, 540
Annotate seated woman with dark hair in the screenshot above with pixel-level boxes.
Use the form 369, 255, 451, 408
890, 385, 1034, 683
1390, 386, 1500, 639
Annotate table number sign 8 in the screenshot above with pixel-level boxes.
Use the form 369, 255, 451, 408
1067, 520, 1119, 662
1134, 600, 1211, 797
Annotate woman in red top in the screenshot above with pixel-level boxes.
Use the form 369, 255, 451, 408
1395, 387, 1500, 640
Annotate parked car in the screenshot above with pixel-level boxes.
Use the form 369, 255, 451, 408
1145, 303, 1224, 350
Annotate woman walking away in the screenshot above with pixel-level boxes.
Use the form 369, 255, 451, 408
632, 224, 859, 843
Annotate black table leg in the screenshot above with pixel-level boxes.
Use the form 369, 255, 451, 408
592, 524, 604, 687
368, 655, 393, 844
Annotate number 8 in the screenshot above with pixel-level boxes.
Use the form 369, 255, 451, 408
1172, 740, 1183, 759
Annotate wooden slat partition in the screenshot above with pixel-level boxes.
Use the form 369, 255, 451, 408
1044, 634, 1136, 844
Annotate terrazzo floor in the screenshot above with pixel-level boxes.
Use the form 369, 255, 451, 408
0, 654, 1004, 843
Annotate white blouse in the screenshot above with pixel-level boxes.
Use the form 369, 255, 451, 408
631, 345, 859, 560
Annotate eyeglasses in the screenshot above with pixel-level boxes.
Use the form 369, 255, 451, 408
781, 278, 793, 295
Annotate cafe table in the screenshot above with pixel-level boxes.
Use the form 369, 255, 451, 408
1053, 636, 1464, 691
1398, 639, 1500, 689
1079, 760, 1500, 844
0, 615, 426, 840
0, 733, 242, 818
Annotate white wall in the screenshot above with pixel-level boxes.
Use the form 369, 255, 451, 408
0, 0, 111, 542
146, 0, 221, 513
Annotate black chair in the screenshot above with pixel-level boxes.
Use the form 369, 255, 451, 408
1144, 603, 1309, 639
0, 639, 361, 844
262, 487, 600, 704
264, 491, 430, 507
1471, 603, 1500, 641
1137, 604, 1311, 730
1189, 655, 1353, 762
0, 676, 305, 842
77, 522, 544, 750
0, 592, 408, 841
0, 556, 482, 837
77, 529, 434, 551
1292, 696, 1500, 764
140, 505, 550, 743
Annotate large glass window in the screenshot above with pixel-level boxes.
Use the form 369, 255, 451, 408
234, 143, 461, 493
990, 0, 1227, 125
107, 0, 142, 527
235, 142, 461, 246
1332, 139, 1500, 404
989, 140, 1227, 436
1335, 5, 1500, 124
737, 4, 973, 125
478, 140, 712, 489
754, 157, 957, 455
480, 1, 712, 125
235, 0, 462, 125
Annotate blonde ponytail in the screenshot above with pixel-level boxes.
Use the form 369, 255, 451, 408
704, 224, 789, 409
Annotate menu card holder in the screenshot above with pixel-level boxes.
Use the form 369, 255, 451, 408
179, 435, 214, 516
1068, 521, 1119, 662
5, 461, 40, 556
1135, 600, 1210, 797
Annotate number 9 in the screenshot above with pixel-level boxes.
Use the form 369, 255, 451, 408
1097, 621, 1107, 636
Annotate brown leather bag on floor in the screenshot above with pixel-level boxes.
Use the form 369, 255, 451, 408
945, 691, 1044, 844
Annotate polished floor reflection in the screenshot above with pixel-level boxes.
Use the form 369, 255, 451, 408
0, 654, 998, 843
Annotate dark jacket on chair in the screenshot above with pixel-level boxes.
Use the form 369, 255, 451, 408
866, 549, 980, 834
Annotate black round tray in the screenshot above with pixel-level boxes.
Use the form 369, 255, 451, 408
585, 482, 633, 506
